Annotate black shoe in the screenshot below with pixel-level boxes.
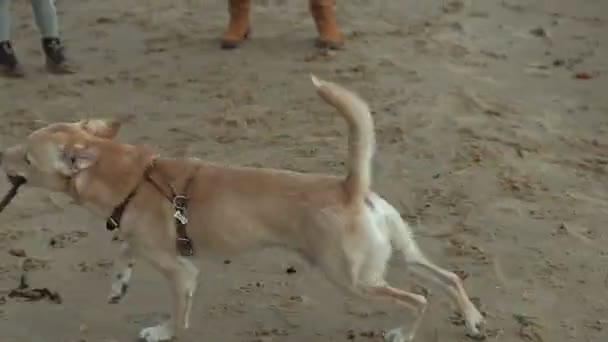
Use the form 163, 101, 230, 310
42, 37, 76, 74
0, 41, 25, 78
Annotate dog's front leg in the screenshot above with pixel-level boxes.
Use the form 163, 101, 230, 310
108, 241, 135, 304
139, 254, 199, 342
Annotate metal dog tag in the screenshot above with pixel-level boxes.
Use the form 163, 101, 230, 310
173, 210, 188, 225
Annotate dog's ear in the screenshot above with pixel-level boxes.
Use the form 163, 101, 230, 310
31, 119, 50, 130
78, 114, 134, 139
57, 144, 99, 174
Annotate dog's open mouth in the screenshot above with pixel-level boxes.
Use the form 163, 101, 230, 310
0, 175, 27, 213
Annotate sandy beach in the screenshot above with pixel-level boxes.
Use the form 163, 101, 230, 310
0, 0, 607, 341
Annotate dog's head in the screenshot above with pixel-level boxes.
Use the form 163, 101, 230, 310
0, 115, 132, 193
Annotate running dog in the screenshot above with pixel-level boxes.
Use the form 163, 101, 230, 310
0, 76, 485, 342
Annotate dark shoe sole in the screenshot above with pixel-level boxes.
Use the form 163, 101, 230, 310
221, 28, 251, 50
0, 64, 25, 78
46, 61, 77, 75
315, 38, 344, 50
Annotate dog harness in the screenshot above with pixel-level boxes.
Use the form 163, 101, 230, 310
106, 161, 197, 257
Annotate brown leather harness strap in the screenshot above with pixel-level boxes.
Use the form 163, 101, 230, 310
106, 162, 154, 232
105, 190, 137, 231
144, 165, 198, 257
106, 160, 198, 257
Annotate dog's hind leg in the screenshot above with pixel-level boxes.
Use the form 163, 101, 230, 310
108, 241, 135, 304
401, 243, 485, 339
368, 194, 486, 339
352, 243, 428, 341
357, 284, 428, 342
383, 206, 485, 339
318, 227, 427, 341
338, 268, 428, 341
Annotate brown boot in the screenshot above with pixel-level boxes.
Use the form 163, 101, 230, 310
309, 0, 343, 49
221, 0, 251, 49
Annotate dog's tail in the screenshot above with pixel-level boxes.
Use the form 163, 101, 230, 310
311, 75, 375, 204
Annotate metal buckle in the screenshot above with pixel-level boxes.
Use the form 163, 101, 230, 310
173, 209, 188, 225
106, 217, 119, 231
172, 195, 187, 209
172, 195, 188, 225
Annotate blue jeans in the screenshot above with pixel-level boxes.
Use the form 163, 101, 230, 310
0, 0, 60, 41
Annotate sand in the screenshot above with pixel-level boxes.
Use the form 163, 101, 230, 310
0, 0, 607, 341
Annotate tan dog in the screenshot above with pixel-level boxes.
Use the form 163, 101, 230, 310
0, 76, 485, 342
221, 0, 343, 49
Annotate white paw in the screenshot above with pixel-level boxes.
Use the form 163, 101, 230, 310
139, 323, 174, 342
384, 327, 411, 342
465, 309, 486, 340
107, 281, 128, 303
108, 269, 131, 304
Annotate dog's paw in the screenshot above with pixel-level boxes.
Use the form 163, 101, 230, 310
138, 323, 174, 342
108, 270, 131, 304
465, 309, 486, 341
384, 328, 411, 342
107, 282, 128, 304
107, 294, 121, 304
